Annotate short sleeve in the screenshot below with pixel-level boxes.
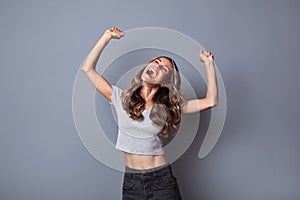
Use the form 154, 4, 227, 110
111, 85, 123, 108
179, 95, 187, 111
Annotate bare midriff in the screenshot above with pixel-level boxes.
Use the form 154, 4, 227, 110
124, 153, 167, 170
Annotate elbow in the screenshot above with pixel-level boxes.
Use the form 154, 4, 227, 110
81, 66, 88, 73
211, 101, 219, 107
206, 91, 218, 108
210, 99, 219, 108
81, 66, 91, 74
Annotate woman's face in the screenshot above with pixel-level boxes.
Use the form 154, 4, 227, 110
141, 57, 174, 85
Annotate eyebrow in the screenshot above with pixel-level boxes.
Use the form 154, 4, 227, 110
153, 58, 173, 69
154, 58, 161, 64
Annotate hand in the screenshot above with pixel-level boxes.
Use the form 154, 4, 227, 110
199, 48, 214, 64
105, 27, 124, 39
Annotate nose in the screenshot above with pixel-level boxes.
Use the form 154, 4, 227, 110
155, 64, 164, 71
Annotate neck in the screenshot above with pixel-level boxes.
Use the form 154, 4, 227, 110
140, 84, 159, 102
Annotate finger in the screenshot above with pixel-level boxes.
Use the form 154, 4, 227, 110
116, 29, 122, 34
200, 49, 205, 56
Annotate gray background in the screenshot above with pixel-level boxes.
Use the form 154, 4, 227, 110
1, 0, 300, 199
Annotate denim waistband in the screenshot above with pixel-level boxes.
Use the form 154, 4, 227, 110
125, 162, 170, 174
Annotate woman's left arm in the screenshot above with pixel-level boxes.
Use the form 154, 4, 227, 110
183, 49, 219, 113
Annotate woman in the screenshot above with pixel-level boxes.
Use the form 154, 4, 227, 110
81, 27, 218, 200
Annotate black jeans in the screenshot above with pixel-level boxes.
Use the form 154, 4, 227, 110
122, 164, 182, 200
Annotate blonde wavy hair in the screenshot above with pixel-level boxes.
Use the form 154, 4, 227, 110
121, 56, 185, 138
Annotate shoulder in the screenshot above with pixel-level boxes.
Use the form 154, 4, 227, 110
111, 85, 124, 105
112, 85, 123, 94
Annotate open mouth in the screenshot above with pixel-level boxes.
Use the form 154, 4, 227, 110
146, 69, 156, 77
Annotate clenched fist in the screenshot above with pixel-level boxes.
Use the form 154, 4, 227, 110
105, 27, 124, 39
199, 48, 214, 64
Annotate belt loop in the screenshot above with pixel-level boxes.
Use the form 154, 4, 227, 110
153, 170, 157, 177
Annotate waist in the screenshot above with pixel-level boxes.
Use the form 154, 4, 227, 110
125, 153, 167, 170
125, 162, 170, 174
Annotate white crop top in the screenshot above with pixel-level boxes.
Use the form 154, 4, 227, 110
111, 85, 165, 155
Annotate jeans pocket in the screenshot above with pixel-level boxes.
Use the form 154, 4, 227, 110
123, 177, 136, 190
154, 175, 176, 190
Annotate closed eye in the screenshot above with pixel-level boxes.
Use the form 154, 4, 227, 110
161, 66, 169, 73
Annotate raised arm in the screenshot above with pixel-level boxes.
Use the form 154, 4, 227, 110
183, 49, 219, 113
81, 27, 124, 101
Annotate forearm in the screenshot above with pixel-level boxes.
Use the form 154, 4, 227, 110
81, 32, 112, 73
204, 60, 218, 106
80, 31, 113, 101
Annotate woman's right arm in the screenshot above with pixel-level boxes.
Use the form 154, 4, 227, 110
81, 27, 124, 101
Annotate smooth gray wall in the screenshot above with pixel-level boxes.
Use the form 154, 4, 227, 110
1, 0, 300, 199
